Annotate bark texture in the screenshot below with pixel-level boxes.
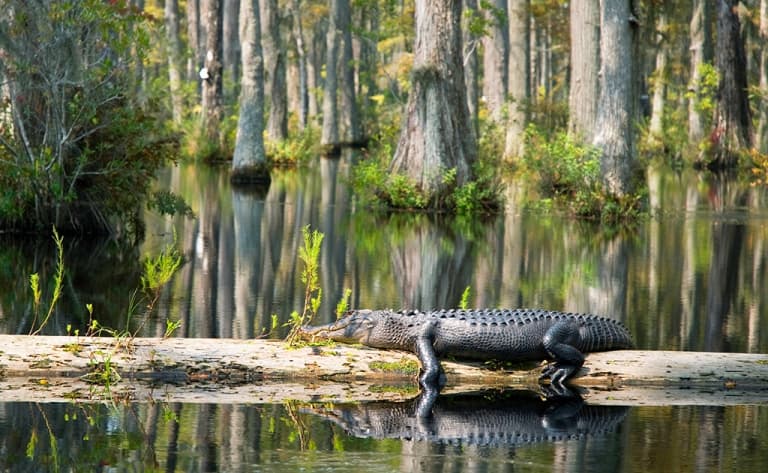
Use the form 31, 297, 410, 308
648, 11, 668, 138
759, 0, 768, 148
321, 0, 341, 146
504, 0, 529, 159
390, 0, 476, 200
291, 0, 309, 130
231, 0, 269, 183
592, 0, 637, 196
688, 0, 713, 144
710, 0, 752, 168
165, 0, 184, 124
567, 0, 599, 140
262, 0, 288, 142
201, 0, 224, 148
463, 0, 480, 133
338, 0, 361, 144
482, 0, 508, 121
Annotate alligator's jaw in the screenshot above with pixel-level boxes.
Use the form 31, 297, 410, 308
296, 315, 373, 344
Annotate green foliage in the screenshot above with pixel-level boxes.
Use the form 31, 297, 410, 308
147, 191, 195, 218
29, 228, 65, 336
687, 63, 719, 117
141, 243, 183, 294
0, 0, 170, 234
286, 225, 324, 345
387, 174, 429, 209
459, 286, 471, 310
521, 125, 644, 222
266, 126, 321, 168
336, 288, 353, 319
351, 154, 501, 215
164, 319, 182, 339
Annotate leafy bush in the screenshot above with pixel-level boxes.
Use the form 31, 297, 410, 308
0, 0, 170, 234
266, 126, 321, 168
521, 125, 644, 222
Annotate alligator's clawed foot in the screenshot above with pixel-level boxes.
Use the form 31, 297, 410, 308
539, 362, 582, 398
540, 381, 583, 399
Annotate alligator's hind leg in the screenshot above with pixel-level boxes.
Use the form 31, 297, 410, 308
541, 320, 586, 388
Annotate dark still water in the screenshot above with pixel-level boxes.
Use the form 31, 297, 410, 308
2, 156, 768, 471
2, 393, 768, 472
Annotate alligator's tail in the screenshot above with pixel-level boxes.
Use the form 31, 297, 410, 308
579, 316, 634, 352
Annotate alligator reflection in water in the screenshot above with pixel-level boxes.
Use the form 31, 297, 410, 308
305, 390, 629, 447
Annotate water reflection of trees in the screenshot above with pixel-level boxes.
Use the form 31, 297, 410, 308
136, 163, 768, 352
3, 401, 768, 472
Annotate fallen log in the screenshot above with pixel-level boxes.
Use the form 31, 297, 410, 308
0, 335, 767, 405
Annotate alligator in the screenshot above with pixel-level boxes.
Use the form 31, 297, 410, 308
303, 389, 630, 447
298, 308, 633, 393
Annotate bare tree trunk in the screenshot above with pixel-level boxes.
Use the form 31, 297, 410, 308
262, 0, 288, 142
592, 0, 637, 196
759, 0, 768, 149
688, 0, 713, 144
231, 0, 269, 184
291, 0, 309, 130
338, 0, 361, 144
648, 10, 668, 139
567, 0, 599, 141
390, 0, 476, 202
308, 22, 325, 121
356, 4, 379, 131
463, 0, 480, 134
482, 0, 508, 121
165, 0, 184, 125
708, 0, 752, 168
321, 0, 341, 146
504, 0, 529, 160
201, 0, 224, 152
187, 0, 202, 81
222, 0, 241, 94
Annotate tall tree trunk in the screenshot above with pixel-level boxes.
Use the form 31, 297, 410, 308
308, 22, 325, 121
231, 0, 269, 184
708, 0, 752, 168
592, 0, 637, 196
165, 0, 184, 125
338, 0, 361, 144
688, 0, 713, 144
201, 0, 225, 152
356, 4, 379, 131
463, 0, 480, 134
648, 10, 668, 139
504, 0, 529, 160
291, 0, 309, 130
262, 0, 288, 142
222, 0, 241, 94
390, 0, 476, 202
758, 0, 768, 149
187, 0, 202, 81
482, 0, 508, 121
567, 0, 599, 140
321, 0, 341, 146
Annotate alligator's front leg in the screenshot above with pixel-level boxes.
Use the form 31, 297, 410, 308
540, 320, 586, 388
413, 320, 444, 391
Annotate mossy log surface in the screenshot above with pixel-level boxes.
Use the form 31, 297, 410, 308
1, 335, 767, 405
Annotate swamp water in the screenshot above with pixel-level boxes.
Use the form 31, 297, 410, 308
1, 155, 768, 471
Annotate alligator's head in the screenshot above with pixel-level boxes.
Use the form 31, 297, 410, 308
297, 310, 385, 345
